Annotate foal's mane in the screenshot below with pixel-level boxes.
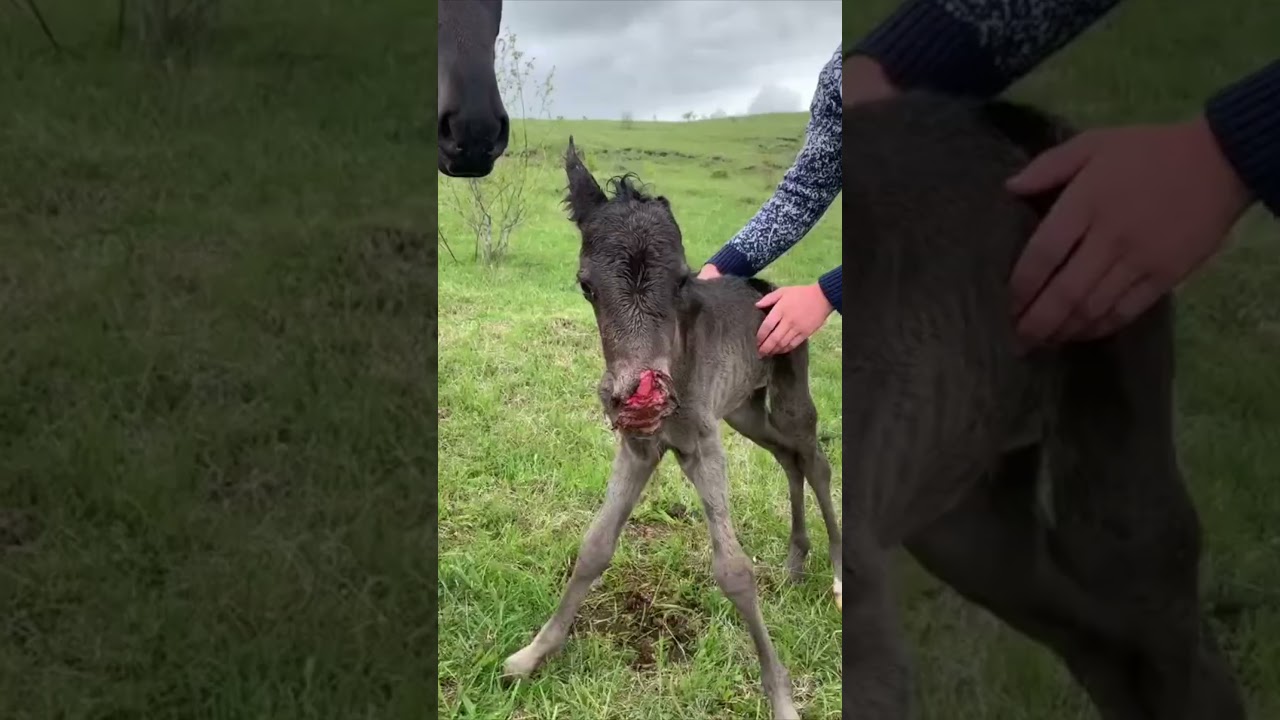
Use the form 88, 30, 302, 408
604, 172, 657, 203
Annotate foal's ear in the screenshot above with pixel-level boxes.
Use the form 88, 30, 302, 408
564, 136, 606, 224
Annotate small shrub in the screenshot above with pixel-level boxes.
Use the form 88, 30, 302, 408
441, 31, 556, 267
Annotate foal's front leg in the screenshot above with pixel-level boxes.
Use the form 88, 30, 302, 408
502, 437, 662, 680
676, 432, 799, 720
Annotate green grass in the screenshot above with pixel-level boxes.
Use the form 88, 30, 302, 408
439, 0, 1280, 718
1, 2, 435, 719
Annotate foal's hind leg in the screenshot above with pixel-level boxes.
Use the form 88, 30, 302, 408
676, 428, 799, 719
724, 392, 812, 581
727, 378, 843, 610
1043, 453, 1243, 719
909, 442, 1243, 720
502, 437, 661, 680
725, 389, 843, 609
906, 446, 1153, 718
770, 352, 843, 608
1045, 302, 1244, 718
797, 439, 842, 609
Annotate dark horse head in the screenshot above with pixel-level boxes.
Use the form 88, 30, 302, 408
562, 138, 693, 435
438, 0, 510, 178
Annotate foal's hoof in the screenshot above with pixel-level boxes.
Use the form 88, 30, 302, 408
834, 579, 842, 612
785, 548, 807, 584
501, 646, 542, 683
771, 699, 802, 720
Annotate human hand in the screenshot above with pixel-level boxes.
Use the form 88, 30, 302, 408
843, 55, 898, 107
755, 283, 834, 356
1007, 116, 1253, 345
697, 264, 722, 280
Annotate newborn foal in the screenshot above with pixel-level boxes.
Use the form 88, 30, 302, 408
501, 139, 842, 720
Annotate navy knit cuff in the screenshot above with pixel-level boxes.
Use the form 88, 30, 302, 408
1205, 59, 1280, 217
705, 246, 757, 277
852, 0, 1009, 98
818, 266, 842, 315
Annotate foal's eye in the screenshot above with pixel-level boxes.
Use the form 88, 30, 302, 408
579, 281, 594, 301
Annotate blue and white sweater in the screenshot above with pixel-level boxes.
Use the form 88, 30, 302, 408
852, 0, 1280, 217
705, 48, 843, 314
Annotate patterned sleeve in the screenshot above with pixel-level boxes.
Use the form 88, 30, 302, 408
853, 0, 1123, 97
704, 48, 843, 277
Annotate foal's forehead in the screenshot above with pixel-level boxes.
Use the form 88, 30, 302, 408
584, 212, 679, 260
587, 200, 676, 238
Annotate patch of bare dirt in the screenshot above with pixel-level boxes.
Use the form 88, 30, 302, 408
556, 502, 707, 671
574, 582, 703, 671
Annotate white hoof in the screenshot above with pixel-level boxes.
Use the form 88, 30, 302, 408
834, 578, 842, 612
502, 646, 542, 680
772, 700, 801, 720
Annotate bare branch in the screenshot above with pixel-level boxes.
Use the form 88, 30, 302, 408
438, 229, 459, 264
21, 0, 72, 56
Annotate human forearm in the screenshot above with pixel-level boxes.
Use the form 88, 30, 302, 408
1205, 58, 1280, 216
705, 50, 842, 276
849, 0, 1122, 97
705, 152, 842, 276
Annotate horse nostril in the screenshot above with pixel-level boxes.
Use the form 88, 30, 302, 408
437, 111, 455, 146
608, 384, 636, 411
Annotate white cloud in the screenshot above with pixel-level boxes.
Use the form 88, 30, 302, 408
498, 0, 841, 121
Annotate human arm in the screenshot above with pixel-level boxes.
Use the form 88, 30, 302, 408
700, 48, 842, 286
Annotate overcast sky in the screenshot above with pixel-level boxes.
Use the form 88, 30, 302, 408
498, 0, 842, 121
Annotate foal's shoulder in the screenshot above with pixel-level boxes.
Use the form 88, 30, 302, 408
684, 276, 772, 320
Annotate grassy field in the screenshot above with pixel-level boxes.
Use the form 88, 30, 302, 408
439, 1, 1280, 719
1, 2, 436, 719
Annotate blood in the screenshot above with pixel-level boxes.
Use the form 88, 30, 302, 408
625, 369, 665, 409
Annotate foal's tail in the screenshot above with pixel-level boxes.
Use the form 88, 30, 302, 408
976, 99, 1078, 218
977, 100, 1075, 159
743, 277, 777, 297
